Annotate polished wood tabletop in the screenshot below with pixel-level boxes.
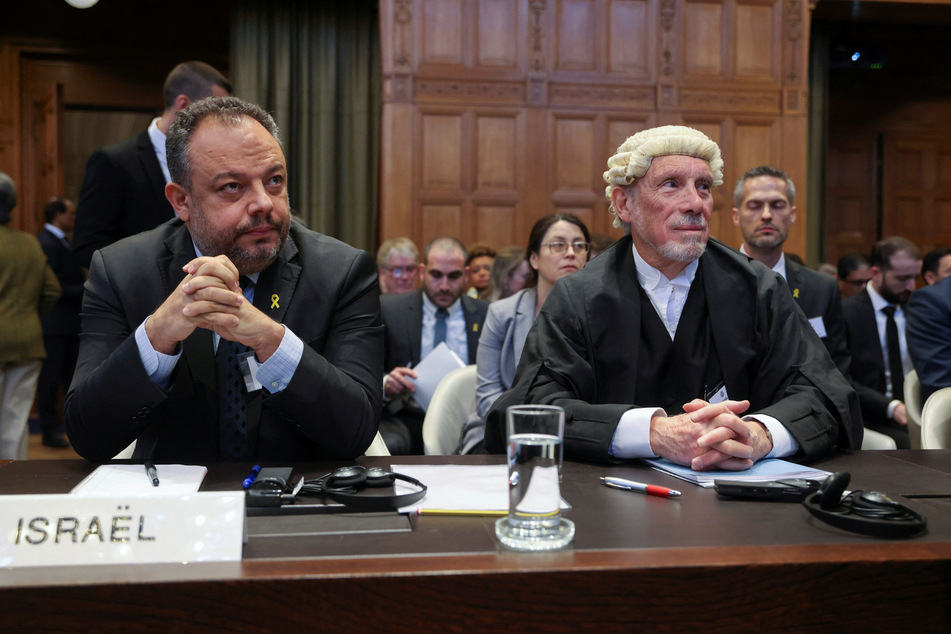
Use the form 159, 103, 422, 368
3, 451, 951, 631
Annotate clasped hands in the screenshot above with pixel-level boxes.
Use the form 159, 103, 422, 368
145, 255, 283, 362
649, 399, 773, 471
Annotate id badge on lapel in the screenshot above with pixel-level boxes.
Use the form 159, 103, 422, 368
704, 381, 728, 404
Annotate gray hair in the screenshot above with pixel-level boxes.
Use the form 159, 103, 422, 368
377, 237, 419, 268
166, 96, 282, 191
0, 171, 16, 224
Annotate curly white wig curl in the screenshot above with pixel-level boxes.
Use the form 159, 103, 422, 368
603, 126, 723, 229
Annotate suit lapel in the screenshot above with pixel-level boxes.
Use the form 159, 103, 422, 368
409, 291, 423, 365
462, 295, 482, 364
608, 238, 643, 404
702, 243, 754, 396
858, 290, 886, 370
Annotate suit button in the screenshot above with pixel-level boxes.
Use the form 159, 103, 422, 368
271, 381, 280, 389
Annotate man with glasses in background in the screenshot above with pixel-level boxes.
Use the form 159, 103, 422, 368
377, 237, 420, 294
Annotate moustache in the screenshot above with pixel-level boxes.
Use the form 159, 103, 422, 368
671, 217, 707, 230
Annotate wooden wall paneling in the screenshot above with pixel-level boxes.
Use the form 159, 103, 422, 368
380, 102, 415, 241
477, 0, 524, 70
682, 0, 726, 80
419, 0, 466, 67
474, 109, 522, 246
882, 133, 951, 253
606, 0, 656, 81
555, 0, 599, 74
734, 0, 780, 83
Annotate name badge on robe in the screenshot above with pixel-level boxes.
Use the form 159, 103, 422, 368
705, 381, 729, 404
808, 316, 827, 338
238, 351, 264, 392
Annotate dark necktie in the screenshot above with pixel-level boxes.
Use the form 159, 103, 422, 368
217, 276, 253, 460
883, 305, 905, 402
434, 308, 449, 347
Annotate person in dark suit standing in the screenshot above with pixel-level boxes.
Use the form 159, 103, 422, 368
731, 165, 851, 377
64, 97, 383, 463
36, 197, 85, 448
380, 237, 489, 454
486, 126, 861, 467
842, 237, 922, 448
72, 61, 231, 268
907, 275, 951, 402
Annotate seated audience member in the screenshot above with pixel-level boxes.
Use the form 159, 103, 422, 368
37, 197, 85, 449
466, 243, 496, 300
485, 125, 862, 468
921, 246, 951, 286
907, 275, 951, 402
589, 232, 615, 259
731, 165, 850, 377
460, 213, 590, 453
380, 237, 489, 454
65, 97, 383, 463
0, 172, 62, 460
838, 252, 873, 298
377, 237, 419, 294
485, 245, 531, 302
817, 262, 837, 278
842, 237, 922, 449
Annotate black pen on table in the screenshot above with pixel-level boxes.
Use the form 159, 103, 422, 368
144, 462, 159, 487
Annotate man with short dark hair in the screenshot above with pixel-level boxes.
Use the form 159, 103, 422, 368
65, 97, 382, 463
73, 61, 232, 268
837, 252, 873, 298
732, 165, 850, 377
36, 197, 85, 448
842, 237, 923, 448
921, 246, 951, 286
380, 236, 488, 453
486, 126, 861, 468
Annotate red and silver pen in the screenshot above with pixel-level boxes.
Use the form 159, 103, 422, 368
601, 476, 681, 498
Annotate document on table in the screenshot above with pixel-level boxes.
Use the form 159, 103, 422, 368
643, 458, 830, 489
71, 464, 208, 497
391, 464, 570, 514
409, 342, 466, 411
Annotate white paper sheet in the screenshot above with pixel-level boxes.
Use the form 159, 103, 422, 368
391, 464, 570, 514
71, 464, 208, 497
409, 342, 466, 411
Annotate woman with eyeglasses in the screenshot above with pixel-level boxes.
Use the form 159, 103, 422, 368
459, 213, 590, 453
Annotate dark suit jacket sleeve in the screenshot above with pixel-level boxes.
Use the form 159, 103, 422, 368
64, 248, 172, 461
907, 281, 951, 401
266, 249, 383, 459
73, 148, 131, 268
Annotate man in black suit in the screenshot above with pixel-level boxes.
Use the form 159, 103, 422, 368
380, 237, 488, 453
731, 165, 851, 377
65, 97, 383, 463
842, 237, 922, 448
72, 61, 231, 268
486, 126, 861, 467
36, 198, 85, 448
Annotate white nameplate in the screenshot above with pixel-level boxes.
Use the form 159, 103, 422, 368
0, 492, 244, 568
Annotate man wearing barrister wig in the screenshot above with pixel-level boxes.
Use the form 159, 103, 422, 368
486, 126, 862, 469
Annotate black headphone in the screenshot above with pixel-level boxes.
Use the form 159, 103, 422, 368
316, 466, 427, 512
802, 472, 927, 539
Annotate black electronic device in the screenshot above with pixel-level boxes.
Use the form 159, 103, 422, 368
314, 466, 427, 512
246, 467, 295, 507
714, 478, 821, 502
802, 471, 928, 539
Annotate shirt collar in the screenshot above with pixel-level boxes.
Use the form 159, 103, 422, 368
148, 117, 171, 183
422, 292, 461, 316
632, 241, 698, 290
739, 244, 787, 280
866, 281, 894, 312
44, 223, 66, 240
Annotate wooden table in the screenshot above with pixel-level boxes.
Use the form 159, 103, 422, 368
3, 451, 951, 631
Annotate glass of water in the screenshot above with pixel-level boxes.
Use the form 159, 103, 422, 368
494, 404, 575, 551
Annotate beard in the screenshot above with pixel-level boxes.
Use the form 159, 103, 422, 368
746, 224, 787, 250
189, 205, 290, 276
634, 211, 707, 263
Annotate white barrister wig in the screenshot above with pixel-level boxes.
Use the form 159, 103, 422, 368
603, 126, 724, 228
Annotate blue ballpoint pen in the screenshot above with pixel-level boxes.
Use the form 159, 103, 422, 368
243, 465, 262, 489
